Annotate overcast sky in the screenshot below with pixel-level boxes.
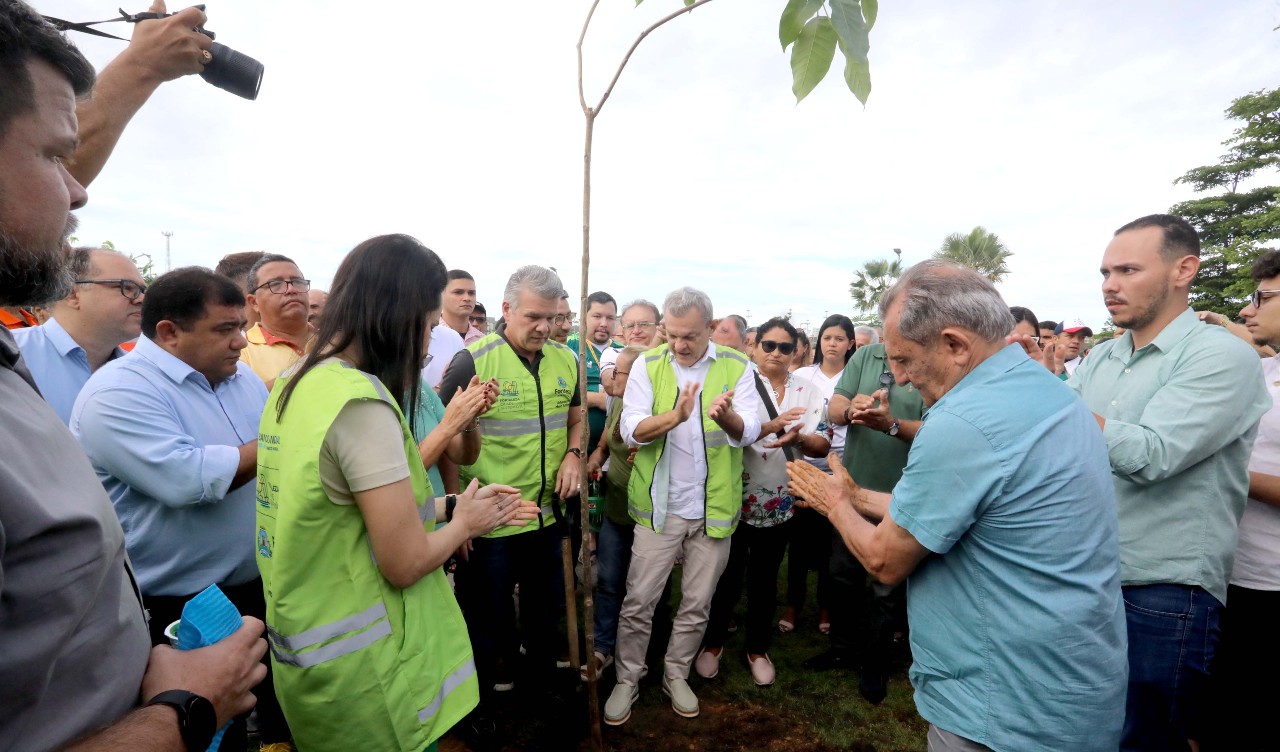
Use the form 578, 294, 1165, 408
41, 0, 1280, 331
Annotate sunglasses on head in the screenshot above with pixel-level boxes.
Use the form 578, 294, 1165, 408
758, 340, 796, 355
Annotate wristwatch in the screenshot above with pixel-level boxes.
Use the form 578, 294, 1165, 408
886, 420, 900, 437
567, 447, 583, 459
145, 690, 216, 751
445, 494, 457, 522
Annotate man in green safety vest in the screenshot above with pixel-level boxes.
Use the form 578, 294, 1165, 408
437, 265, 584, 728
603, 287, 763, 726
566, 290, 620, 450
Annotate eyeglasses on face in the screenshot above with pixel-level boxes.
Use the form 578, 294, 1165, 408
1252, 288, 1280, 309
621, 321, 657, 331
252, 277, 311, 294
758, 340, 796, 355
469, 316, 486, 324
77, 278, 147, 301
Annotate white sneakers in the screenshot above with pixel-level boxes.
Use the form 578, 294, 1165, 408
604, 682, 638, 726
662, 676, 700, 718
605, 675, 703, 725
747, 654, 775, 686
694, 647, 722, 679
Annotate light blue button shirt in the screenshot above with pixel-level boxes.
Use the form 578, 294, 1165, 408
71, 336, 268, 596
12, 317, 124, 425
890, 344, 1127, 751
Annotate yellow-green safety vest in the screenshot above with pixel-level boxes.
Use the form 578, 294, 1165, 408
627, 344, 749, 538
460, 332, 579, 538
256, 360, 477, 751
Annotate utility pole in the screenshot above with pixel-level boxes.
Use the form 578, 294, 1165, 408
161, 231, 174, 272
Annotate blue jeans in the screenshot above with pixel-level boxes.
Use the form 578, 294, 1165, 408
593, 516, 631, 656
1121, 584, 1222, 752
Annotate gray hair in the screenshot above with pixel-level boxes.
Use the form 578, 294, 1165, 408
504, 265, 567, 308
621, 298, 661, 322
854, 325, 880, 344
878, 259, 1014, 344
662, 287, 713, 324
721, 314, 748, 338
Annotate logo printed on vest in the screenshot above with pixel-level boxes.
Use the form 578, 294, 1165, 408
499, 379, 520, 404
258, 527, 272, 558
256, 477, 277, 509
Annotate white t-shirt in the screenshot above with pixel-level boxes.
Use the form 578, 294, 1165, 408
421, 323, 465, 389
1232, 355, 1280, 590
791, 364, 848, 472
742, 371, 825, 528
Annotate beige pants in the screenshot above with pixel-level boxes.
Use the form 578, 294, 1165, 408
614, 514, 732, 684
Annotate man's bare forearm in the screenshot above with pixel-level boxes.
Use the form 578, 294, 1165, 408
63, 705, 182, 751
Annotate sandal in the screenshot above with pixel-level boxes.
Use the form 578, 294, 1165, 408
777, 619, 795, 634
818, 621, 831, 635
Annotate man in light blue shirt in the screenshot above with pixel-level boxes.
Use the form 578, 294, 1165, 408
72, 267, 266, 624
1069, 214, 1269, 751
14, 246, 144, 423
72, 266, 288, 746
789, 260, 1126, 752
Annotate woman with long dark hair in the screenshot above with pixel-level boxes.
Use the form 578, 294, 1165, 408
256, 234, 536, 751
782, 314, 856, 634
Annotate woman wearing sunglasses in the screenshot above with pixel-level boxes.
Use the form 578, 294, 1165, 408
695, 317, 829, 687
782, 314, 857, 635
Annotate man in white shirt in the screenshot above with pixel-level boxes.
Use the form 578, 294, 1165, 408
605, 287, 761, 725
1209, 250, 1280, 750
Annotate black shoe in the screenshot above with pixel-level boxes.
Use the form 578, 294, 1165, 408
462, 711, 501, 752
802, 650, 855, 671
858, 667, 888, 705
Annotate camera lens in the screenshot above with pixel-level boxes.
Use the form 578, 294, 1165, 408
200, 42, 264, 100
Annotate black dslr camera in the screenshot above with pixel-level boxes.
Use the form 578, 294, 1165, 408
127, 6, 263, 100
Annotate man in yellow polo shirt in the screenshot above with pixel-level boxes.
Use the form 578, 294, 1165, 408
240, 254, 313, 388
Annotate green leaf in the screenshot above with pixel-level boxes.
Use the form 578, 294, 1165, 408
862, 0, 878, 29
791, 16, 837, 103
779, 0, 823, 51
830, 0, 870, 61
840, 40, 872, 105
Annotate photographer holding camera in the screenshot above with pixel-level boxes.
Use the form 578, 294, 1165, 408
70, 1, 258, 187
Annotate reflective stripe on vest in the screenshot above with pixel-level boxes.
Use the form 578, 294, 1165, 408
478, 411, 568, 437
417, 659, 479, 723
268, 602, 393, 668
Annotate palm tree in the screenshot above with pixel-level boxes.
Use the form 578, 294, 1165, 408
849, 255, 904, 312
935, 226, 1013, 283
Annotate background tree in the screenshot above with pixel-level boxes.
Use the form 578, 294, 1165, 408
849, 254, 902, 311
1175, 87, 1280, 317
934, 226, 1013, 283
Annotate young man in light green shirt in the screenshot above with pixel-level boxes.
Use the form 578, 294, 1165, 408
1069, 214, 1271, 751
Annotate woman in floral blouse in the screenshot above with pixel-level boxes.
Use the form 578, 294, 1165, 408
694, 318, 829, 687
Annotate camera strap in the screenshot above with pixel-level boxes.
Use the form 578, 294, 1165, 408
43, 8, 200, 42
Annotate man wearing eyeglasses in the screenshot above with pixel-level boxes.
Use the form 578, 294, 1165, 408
1068, 214, 1269, 751
811, 323, 925, 704
14, 246, 146, 424
240, 253, 313, 388
470, 302, 489, 334
601, 299, 662, 396
1200, 250, 1280, 750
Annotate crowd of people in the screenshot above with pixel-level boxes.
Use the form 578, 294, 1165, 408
2, 3, 1279, 752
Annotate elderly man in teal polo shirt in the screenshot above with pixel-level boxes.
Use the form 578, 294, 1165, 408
790, 260, 1127, 752
1069, 214, 1270, 751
